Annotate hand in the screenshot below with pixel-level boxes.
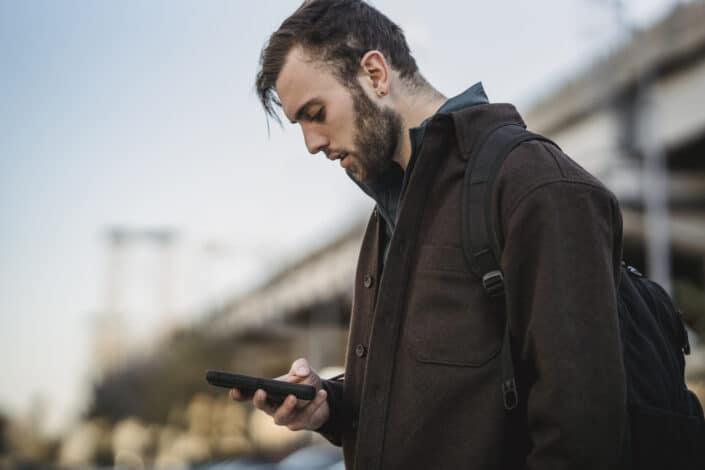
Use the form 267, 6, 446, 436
229, 358, 330, 431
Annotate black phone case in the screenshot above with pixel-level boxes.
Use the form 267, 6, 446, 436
205, 370, 317, 401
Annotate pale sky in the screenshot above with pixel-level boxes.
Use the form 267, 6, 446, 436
0, 0, 680, 435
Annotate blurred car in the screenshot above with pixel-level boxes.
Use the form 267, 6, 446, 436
276, 445, 342, 470
192, 445, 343, 470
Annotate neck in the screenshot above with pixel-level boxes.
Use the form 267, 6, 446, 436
394, 87, 446, 170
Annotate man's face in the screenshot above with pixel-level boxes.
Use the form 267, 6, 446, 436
276, 47, 402, 183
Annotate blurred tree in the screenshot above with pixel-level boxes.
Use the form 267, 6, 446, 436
86, 326, 236, 425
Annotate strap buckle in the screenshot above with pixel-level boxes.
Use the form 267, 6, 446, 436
502, 378, 519, 410
482, 270, 505, 298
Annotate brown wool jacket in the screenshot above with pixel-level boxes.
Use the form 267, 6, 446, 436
319, 103, 627, 470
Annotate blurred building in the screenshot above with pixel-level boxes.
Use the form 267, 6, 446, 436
524, 0, 705, 352
91, 227, 179, 380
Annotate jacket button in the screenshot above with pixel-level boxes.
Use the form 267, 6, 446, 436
363, 274, 374, 288
355, 344, 367, 358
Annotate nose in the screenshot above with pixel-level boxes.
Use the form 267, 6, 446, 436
301, 124, 329, 155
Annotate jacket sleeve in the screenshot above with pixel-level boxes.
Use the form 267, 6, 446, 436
500, 178, 627, 469
314, 378, 347, 446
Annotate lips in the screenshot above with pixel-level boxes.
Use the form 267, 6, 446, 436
327, 151, 348, 162
324, 151, 352, 169
340, 154, 352, 169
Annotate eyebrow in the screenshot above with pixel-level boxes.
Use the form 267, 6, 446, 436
289, 98, 323, 124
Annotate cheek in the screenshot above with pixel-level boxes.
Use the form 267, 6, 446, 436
329, 101, 359, 149
332, 119, 357, 151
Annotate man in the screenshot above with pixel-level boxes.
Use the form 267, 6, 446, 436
231, 1, 627, 468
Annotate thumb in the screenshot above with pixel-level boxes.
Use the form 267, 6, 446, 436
290, 358, 310, 378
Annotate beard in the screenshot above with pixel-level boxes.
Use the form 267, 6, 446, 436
346, 82, 403, 184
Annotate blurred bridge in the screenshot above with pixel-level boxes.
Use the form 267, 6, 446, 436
525, 1, 705, 292
203, 2, 705, 370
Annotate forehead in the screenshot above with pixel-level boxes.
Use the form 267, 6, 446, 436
275, 46, 347, 121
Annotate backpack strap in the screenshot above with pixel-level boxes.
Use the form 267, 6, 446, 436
461, 122, 558, 410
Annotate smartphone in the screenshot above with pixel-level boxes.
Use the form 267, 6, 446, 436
205, 369, 317, 406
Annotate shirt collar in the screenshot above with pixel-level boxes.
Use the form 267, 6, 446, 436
438, 81, 489, 115
408, 81, 489, 153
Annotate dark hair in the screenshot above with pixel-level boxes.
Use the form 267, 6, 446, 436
255, 0, 421, 123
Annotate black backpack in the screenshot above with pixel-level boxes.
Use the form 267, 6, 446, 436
461, 123, 705, 469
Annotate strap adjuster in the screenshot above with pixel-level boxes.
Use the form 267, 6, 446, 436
502, 378, 518, 410
482, 270, 505, 297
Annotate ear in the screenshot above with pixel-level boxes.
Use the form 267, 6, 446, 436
359, 50, 390, 98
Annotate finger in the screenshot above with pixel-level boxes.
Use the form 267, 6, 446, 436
272, 394, 299, 426
288, 389, 327, 431
289, 358, 310, 379
252, 389, 276, 415
288, 389, 326, 430
295, 391, 317, 409
274, 358, 309, 382
229, 388, 252, 402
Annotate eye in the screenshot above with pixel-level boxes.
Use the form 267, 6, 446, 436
309, 107, 325, 122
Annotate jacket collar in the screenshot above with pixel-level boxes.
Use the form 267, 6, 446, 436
450, 103, 526, 161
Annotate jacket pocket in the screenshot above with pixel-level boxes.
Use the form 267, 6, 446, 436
404, 244, 503, 367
